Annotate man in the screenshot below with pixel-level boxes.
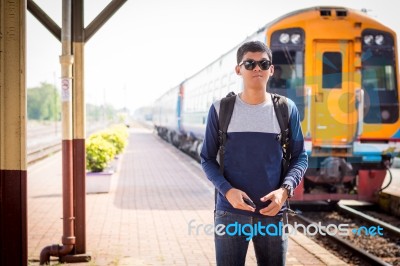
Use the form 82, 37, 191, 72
269, 65, 287, 89
200, 41, 308, 266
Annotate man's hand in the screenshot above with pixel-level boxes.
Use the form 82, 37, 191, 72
259, 188, 288, 216
225, 188, 255, 212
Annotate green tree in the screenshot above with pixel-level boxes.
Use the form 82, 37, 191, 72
27, 82, 60, 121
86, 103, 119, 123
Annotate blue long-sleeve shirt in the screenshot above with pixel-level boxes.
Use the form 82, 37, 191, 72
200, 94, 308, 217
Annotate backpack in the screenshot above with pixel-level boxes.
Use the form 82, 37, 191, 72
217, 91, 291, 186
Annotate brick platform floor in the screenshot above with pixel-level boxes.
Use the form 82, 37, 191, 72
27, 125, 347, 265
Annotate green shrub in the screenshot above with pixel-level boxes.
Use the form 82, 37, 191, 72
112, 124, 129, 140
100, 126, 128, 155
86, 124, 129, 172
86, 134, 117, 172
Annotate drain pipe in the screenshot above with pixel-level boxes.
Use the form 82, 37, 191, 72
40, 0, 75, 264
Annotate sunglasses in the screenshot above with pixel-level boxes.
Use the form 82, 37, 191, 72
239, 59, 272, 71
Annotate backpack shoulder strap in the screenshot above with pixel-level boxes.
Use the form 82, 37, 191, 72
215, 92, 236, 206
219, 94, 236, 139
218, 92, 236, 173
271, 93, 289, 146
271, 93, 291, 181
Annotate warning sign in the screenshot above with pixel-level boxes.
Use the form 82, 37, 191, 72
61, 78, 70, 101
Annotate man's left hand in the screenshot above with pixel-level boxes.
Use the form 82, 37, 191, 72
259, 188, 288, 216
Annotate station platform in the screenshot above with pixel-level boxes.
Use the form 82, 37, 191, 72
379, 164, 400, 217
27, 124, 347, 265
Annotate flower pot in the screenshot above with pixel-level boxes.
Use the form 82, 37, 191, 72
86, 168, 114, 194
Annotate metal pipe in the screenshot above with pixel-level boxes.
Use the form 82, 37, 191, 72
39, 244, 74, 265
40, 0, 75, 263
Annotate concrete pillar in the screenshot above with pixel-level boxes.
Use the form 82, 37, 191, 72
0, 0, 27, 265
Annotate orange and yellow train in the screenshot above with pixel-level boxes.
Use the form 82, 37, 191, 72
153, 6, 400, 202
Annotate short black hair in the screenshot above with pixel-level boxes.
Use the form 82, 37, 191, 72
236, 41, 272, 64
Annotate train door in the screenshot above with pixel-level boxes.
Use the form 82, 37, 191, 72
177, 84, 184, 132
313, 41, 355, 150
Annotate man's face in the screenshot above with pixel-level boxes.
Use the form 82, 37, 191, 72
236, 52, 274, 89
274, 68, 282, 78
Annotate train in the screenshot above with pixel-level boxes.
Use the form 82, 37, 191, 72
153, 6, 400, 202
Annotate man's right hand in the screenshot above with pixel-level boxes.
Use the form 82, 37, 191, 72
225, 188, 255, 212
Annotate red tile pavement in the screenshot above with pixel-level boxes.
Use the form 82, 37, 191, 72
27, 125, 346, 265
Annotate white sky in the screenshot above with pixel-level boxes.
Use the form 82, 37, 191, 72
27, 0, 399, 111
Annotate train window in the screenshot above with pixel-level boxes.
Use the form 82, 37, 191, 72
268, 49, 305, 120
362, 49, 399, 123
221, 74, 228, 89
214, 78, 220, 92
268, 50, 304, 90
362, 52, 396, 92
322, 52, 342, 89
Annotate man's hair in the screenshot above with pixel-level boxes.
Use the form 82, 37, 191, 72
236, 41, 272, 64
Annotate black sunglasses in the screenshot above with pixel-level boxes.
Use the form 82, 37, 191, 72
239, 59, 272, 71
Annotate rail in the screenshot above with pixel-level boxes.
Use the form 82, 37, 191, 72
27, 141, 61, 165
293, 213, 391, 266
337, 203, 400, 238
27, 122, 110, 164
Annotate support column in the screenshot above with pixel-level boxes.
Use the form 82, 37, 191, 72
0, 0, 27, 265
72, 0, 87, 254
60, 0, 75, 253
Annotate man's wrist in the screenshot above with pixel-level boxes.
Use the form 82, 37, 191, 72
280, 184, 294, 198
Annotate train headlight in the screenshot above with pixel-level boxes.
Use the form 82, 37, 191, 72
290, 34, 301, 44
375, 35, 384, 45
363, 35, 374, 45
279, 33, 290, 44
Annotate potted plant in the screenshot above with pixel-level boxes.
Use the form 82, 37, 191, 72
85, 124, 129, 193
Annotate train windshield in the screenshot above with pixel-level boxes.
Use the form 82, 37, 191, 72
362, 49, 399, 123
268, 49, 305, 120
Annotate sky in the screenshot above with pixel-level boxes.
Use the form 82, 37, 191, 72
27, 0, 399, 112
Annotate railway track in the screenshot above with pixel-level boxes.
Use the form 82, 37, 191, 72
27, 141, 61, 165
292, 213, 392, 266
27, 121, 110, 164
292, 202, 400, 266
336, 203, 400, 239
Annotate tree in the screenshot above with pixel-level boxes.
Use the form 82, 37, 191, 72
27, 82, 60, 121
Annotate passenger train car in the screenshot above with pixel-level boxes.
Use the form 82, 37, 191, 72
153, 6, 400, 202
